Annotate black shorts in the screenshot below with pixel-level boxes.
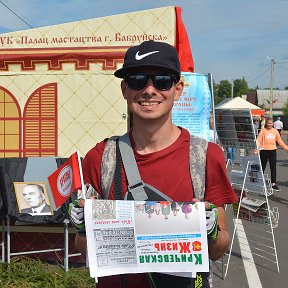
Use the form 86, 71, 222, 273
150, 272, 211, 288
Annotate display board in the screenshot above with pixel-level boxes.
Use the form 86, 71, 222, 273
217, 109, 280, 277
172, 73, 211, 140
229, 155, 270, 195
215, 109, 256, 149
0, 157, 68, 224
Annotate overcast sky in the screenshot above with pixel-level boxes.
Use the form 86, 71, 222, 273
0, 0, 287, 89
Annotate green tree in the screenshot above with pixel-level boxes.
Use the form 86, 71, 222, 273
284, 86, 288, 90
217, 80, 231, 99
282, 100, 288, 116
212, 81, 220, 104
233, 77, 249, 98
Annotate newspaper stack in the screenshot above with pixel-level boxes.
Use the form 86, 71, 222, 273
240, 197, 266, 213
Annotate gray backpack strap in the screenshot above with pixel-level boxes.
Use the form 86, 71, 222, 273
189, 135, 208, 201
118, 133, 148, 201
101, 136, 119, 199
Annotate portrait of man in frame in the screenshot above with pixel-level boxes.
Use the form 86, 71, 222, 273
14, 182, 53, 216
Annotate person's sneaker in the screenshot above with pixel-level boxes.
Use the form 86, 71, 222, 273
272, 184, 280, 191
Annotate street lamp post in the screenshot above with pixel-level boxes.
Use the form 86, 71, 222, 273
267, 57, 275, 117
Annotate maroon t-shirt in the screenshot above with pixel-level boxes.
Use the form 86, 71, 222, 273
83, 128, 237, 206
82, 128, 237, 288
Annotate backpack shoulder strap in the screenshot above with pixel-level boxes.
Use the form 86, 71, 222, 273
118, 133, 148, 201
101, 136, 119, 199
101, 133, 149, 201
189, 135, 208, 201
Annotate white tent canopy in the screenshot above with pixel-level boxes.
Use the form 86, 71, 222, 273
215, 97, 263, 110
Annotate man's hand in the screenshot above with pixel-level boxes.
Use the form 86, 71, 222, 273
193, 198, 230, 260
68, 200, 85, 232
192, 198, 219, 240
77, 184, 99, 200
69, 184, 100, 232
205, 202, 219, 241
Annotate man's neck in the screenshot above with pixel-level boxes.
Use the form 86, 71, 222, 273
32, 202, 46, 213
131, 119, 181, 154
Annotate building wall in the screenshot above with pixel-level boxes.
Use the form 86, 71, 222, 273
256, 89, 288, 111
0, 63, 127, 157
0, 7, 177, 157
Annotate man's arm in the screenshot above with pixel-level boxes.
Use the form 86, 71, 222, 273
208, 206, 230, 261
70, 184, 100, 258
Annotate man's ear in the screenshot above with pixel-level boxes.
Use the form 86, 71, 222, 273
174, 79, 184, 101
121, 80, 127, 100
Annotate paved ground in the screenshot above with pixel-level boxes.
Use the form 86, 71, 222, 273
213, 137, 288, 288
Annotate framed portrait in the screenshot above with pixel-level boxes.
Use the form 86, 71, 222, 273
13, 182, 54, 216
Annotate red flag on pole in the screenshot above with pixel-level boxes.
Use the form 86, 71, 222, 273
175, 7, 194, 73
48, 152, 83, 210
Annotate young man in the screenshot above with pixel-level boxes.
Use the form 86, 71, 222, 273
70, 40, 237, 288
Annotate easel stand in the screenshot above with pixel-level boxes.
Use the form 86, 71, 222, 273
224, 160, 279, 278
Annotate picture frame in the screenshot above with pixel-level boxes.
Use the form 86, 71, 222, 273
13, 182, 54, 216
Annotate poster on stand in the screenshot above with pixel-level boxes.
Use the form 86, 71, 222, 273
230, 155, 266, 195
215, 109, 256, 149
85, 200, 209, 279
172, 73, 211, 141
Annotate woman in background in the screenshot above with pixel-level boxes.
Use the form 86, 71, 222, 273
256, 117, 288, 191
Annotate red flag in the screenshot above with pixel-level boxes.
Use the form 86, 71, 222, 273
175, 7, 194, 72
48, 152, 82, 209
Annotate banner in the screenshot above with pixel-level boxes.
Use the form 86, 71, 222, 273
172, 73, 211, 140
48, 151, 82, 210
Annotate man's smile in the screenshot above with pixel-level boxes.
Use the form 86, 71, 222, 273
138, 101, 161, 106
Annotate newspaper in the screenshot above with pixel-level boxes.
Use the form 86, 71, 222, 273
85, 199, 209, 279
229, 155, 267, 195
240, 197, 266, 213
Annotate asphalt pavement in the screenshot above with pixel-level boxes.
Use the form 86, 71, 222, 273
213, 135, 288, 288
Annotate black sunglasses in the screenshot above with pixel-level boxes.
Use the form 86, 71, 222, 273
124, 73, 178, 91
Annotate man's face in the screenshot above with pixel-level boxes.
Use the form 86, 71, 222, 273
22, 185, 44, 208
121, 68, 184, 122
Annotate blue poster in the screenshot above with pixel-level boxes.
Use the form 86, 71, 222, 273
172, 72, 211, 140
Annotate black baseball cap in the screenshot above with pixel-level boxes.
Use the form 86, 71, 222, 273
114, 40, 181, 79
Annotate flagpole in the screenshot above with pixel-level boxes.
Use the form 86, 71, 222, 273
77, 151, 86, 200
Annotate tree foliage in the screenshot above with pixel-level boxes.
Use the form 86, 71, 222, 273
212, 77, 251, 105
211, 76, 286, 107
233, 77, 249, 98
216, 80, 231, 100
282, 100, 288, 116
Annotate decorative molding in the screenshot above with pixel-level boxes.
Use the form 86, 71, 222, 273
0, 46, 126, 71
